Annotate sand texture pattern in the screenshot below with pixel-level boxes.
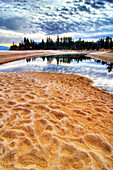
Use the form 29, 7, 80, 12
0, 72, 113, 169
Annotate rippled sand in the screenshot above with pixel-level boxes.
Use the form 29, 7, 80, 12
0, 72, 113, 169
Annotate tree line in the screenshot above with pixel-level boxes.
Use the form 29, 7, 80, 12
10, 36, 113, 51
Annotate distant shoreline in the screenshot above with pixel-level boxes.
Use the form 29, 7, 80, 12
0, 50, 113, 64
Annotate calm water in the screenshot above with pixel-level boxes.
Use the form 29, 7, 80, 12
0, 54, 113, 94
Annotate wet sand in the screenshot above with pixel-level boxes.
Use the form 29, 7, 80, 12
0, 50, 113, 169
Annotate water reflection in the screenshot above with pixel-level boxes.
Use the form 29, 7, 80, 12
107, 63, 113, 73
0, 54, 113, 93
26, 55, 113, 73
42, 56, 45, 62
94, 59, 113, 73
45, 54, 91, 65
26, 57, 36, 63
26, 54, 90, 64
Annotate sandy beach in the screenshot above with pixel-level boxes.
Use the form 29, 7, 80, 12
0, 50, 113, 64
0, 50, 85, 65
87, 51, 113, 63
0, 50, 113, 169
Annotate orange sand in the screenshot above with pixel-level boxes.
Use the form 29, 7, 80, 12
0, 72, 113, 169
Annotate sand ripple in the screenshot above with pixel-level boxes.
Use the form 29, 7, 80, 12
0, 72, 113, 169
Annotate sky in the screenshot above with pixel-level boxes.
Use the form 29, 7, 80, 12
0, 0, 113, 46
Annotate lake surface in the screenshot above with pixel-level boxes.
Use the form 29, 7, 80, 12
0, 54, 113, 94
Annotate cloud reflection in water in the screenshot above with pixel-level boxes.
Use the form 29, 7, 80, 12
0, 54, 113, 93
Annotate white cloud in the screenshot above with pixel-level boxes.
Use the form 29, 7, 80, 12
0, 0, 113, 44
0, 29, 46, 44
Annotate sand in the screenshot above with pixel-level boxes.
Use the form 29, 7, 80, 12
0, 50, 113, 64
0, 50, 85, 64
87, 51, 113, 63
0, 50, 113, 169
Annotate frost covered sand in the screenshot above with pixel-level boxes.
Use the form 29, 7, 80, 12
0, 72, 113, 169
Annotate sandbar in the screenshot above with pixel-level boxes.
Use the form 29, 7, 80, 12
0, 50, 113, 64
0, 50, 113, 169
87, 51, 113, 63
0, 50, 85, 64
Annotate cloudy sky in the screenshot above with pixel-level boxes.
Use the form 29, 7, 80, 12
0, 0, 113, 45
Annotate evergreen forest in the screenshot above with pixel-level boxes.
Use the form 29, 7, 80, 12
10, 36, 113, 51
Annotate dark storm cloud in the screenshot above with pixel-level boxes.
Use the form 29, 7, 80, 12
0, 17, 27, 31
103, 0, 113, 3
37, 20, 76, 35
91, 3, 105, 9
61, 7, 69, 11
84, 1, 106, 9
45, 13, 53, 17
96, 2, 105, 6
73, 0, 80, 2
78, 5, 91, 12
